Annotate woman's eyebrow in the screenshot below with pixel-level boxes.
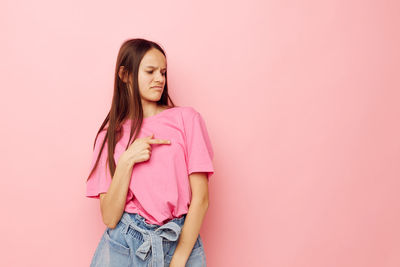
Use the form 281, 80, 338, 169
145, 65, 167, 70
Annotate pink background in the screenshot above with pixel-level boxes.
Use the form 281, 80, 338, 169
1, 0, 399, 266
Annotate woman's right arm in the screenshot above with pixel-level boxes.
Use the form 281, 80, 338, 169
99, 158, 134, 229
98, 133, 171, 229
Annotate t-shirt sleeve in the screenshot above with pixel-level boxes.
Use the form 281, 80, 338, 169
85, 131, 112, 199
185, 111, 215, 179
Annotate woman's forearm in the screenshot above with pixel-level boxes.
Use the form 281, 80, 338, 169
100, 159, 134, 228
170, 200, 209, 265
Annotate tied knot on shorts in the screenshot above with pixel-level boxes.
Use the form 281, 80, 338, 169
121, 214, 182, 267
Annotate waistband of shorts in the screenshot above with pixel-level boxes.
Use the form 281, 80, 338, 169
120, 212, 187, 229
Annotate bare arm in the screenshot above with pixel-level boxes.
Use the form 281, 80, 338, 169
98, 133, 171, 229
170, 172, 209, 266
99, 158, 134, 229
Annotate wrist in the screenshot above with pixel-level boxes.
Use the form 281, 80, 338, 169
118, 155, 135, 169
170, 250, 188, 266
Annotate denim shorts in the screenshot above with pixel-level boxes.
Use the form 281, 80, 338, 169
89, 211, 207, 267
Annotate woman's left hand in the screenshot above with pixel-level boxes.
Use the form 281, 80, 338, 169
169, 254, 187, 267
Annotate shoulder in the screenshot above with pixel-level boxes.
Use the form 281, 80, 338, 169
173, 106, 200, 119
174, 106, 210, 133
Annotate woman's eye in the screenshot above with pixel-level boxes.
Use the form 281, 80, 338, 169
147, 71, 166, 76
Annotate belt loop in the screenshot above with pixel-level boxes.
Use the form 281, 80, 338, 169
123, 221, 129, 234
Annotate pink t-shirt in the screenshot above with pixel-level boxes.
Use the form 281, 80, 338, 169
86, 106, 214, 225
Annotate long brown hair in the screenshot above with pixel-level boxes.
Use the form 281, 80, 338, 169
86, 38, 176, 182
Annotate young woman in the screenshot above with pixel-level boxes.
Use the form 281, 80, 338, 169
86, 38, 215, 267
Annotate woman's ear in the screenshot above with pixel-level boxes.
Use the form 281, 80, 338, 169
118, 66, 129, 83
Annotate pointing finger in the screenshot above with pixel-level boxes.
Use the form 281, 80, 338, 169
147, 139, 171, 144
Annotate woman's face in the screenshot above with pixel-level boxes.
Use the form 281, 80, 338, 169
137, 48, 167, 103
